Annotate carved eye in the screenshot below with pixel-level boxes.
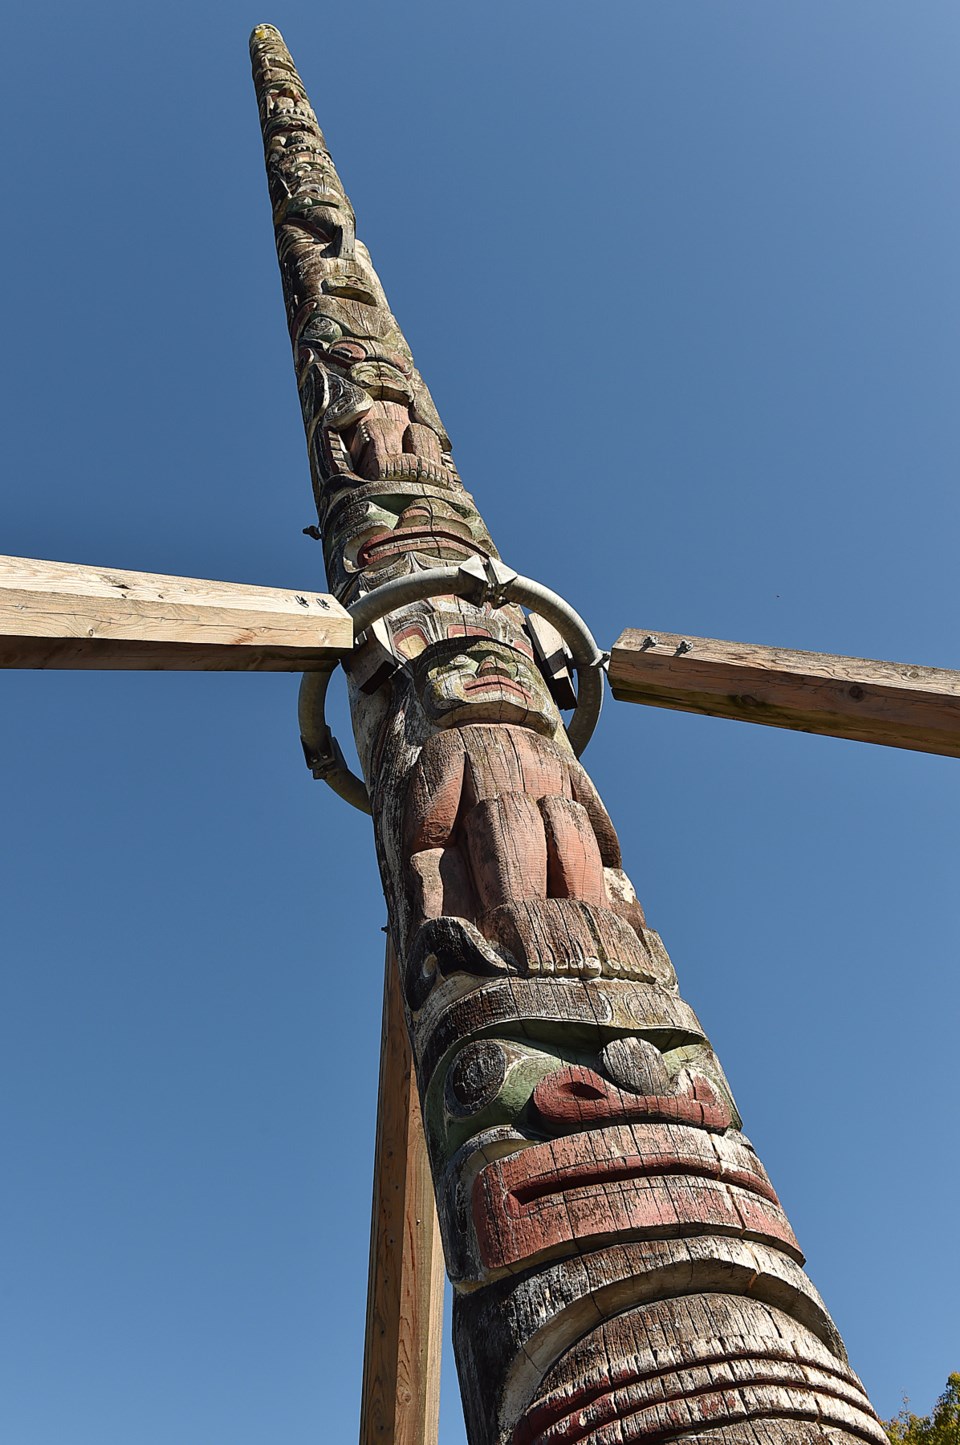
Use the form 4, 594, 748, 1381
444, 1041, 507, 1120
328, 341, 366, 363
302, 315, 341, 345
433, 653, 473, 679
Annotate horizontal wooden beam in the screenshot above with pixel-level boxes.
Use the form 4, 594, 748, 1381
0, 555, 352, 670
609, 628, 960, 758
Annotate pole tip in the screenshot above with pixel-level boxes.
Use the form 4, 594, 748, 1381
249, 22, 283, 48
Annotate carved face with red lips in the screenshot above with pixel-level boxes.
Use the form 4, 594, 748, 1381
419, 1022, 785, 1290
414, 637, 557, 734
357, 500, 480, 567
350, 495, 491, 571
321, 485, 496, 595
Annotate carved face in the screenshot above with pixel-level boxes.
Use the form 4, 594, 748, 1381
428, 1031, 737, 1164
278, 192, 347, 240
415, 638, 557, 734
346, 493, 492, 576
419, 1004, 758, 1288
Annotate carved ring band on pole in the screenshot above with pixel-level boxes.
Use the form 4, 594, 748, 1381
298, 559, 607, 814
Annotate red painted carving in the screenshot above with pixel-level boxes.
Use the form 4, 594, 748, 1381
531, 1064, 731, 1132
472, 1122, 801, 1272
402, 721, 662, 983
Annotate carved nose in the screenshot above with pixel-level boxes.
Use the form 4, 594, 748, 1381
532, 1066, 646, 1129
531, 1064, 730, 1133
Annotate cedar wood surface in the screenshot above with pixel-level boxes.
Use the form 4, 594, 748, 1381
0, 554, 351, 670
610, 628, 960, 757
359, 945, 444, 1445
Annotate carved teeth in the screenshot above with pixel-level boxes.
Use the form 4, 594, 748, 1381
524, 956, 625, 980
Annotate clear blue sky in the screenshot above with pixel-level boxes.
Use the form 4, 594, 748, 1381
2, 3, 958, 1441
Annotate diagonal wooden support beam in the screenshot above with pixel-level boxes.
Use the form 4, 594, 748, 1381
0, 555, 352, 670
609, 627, 960, 757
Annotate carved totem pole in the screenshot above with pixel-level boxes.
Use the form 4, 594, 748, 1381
250, 26, 886, 1445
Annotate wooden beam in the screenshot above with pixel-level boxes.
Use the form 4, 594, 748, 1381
609, 628, 960, 757
359, 943, 444, 1445
0, 554, 352, 669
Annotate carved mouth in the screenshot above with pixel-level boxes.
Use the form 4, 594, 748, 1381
357, 527, 483, 567
508, 1152, 779, 1210
472, 1123, 803, 1271
461, 677, 533, 703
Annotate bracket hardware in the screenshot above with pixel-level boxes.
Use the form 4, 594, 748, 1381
299, 563, 605, 813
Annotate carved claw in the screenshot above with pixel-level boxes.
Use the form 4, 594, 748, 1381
404, 916, 515, 1011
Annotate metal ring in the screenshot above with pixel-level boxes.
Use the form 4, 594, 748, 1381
299, 562, 605, 812
298, 661, 373, 814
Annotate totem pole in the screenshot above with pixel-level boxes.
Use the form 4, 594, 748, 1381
249, 25, 886, 1445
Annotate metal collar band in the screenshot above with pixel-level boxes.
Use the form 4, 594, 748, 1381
299, 560, 607, 813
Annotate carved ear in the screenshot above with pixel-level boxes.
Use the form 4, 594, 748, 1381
404, 916, 516, 1011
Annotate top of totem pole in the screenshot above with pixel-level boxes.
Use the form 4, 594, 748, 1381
250, 21, 606, 779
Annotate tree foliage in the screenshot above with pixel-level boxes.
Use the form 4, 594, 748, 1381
884, 1374, 960, 1445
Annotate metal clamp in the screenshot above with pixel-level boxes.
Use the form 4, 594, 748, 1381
299, 560, 606, 813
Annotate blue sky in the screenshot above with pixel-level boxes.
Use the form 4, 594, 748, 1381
2, 3, 958, 1441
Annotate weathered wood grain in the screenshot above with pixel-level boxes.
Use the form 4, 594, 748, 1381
359, 943, 444, 1445
0, 554, 351, 669
250, 26, 883, 1445
515, 1296, 887, 1445
609, 627, 960, 756
453, 1236, 849, 1442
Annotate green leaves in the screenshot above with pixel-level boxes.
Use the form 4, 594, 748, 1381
885, 1374, 960, 1445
